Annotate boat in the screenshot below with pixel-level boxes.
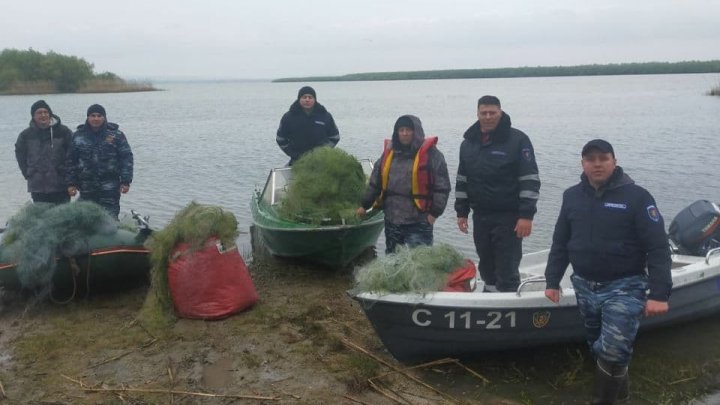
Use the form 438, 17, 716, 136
351, 247, 720, 362
250, 163, 385, 268
0, 210, 152, 296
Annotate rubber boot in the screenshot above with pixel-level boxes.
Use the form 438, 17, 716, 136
591, 359, 627, 405
616, 374, 630, 403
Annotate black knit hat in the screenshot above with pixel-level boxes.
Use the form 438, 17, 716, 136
87, 104, 106, 117
31, 100, 51, 117
582, 139, 615, 158
297, 86, 316, 99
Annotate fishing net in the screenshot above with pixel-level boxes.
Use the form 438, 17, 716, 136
354, 244, 465, 293
277, 147, 366, 225
1, 202, 117, 290
141, 201, 239, 325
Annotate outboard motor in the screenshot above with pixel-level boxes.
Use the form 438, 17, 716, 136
668, 200, 720, 256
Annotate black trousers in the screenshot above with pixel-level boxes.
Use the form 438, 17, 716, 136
472, 212, 522, 292
31, 192, 70, 204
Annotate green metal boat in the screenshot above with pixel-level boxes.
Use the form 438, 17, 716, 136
251, 165, 385, 268
0, 212, 151, 296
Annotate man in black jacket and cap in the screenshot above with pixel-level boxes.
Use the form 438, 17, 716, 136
15, 100, 73, 203
276, 86, 340, 165
544, 139, 672, 404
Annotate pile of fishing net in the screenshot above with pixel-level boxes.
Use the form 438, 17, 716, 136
141, 201, 256, 325
0, 202, 117, 291
354, 244, 468, 293
277, 147, 366, 225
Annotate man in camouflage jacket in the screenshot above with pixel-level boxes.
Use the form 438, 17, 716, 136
67, 104, 134, 219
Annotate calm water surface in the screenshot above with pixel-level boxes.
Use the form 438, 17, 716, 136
1, 74, 719, 402
2, 74, 718, 257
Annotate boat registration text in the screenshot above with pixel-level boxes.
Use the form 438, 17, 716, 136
412, 309, 516, 329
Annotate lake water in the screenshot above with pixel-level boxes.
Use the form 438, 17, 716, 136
1, 74, 719, 402
2, 74, 718, 257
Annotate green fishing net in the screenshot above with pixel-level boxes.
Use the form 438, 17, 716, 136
1, 202, 117, 290
277, 147, 366, 225
354, 244, 465, 293
142, 201, 239, 323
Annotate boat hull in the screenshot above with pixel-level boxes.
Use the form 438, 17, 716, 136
0, 228, 151, 293
251, 195, 384, 268
352, 251, 720, 362
353, 295, 586, 361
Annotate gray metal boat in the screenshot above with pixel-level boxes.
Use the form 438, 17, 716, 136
352, 248, 720, 362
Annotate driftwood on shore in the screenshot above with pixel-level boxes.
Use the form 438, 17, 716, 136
341, 337, 490, 404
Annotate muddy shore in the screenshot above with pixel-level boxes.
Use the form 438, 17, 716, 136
1, 254, 719, 404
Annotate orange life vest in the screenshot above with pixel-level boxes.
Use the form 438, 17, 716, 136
374, 137, 438, 212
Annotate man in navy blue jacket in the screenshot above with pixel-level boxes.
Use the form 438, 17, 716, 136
544, 139, 672, 404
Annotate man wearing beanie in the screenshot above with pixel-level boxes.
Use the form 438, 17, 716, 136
15, 100, 74, 203
358, 115, 451, 253
66, 104, 134, 219
276, 86, 340, 165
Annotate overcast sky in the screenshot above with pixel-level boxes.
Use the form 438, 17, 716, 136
2, 0, 718, 80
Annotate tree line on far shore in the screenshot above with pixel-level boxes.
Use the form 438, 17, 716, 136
0, 48, 155, 95
273, 60, 720, 83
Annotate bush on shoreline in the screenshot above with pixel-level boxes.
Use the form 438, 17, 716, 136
0, 48, 157, 95
710, 84, 720, 96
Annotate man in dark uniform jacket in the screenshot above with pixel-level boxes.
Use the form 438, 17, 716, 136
544, 139, 672, 404
276, 86, 340, 165
455, 95, 540, 292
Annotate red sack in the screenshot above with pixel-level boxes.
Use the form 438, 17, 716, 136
443, 259, 477, 292
168, 237, 258, 320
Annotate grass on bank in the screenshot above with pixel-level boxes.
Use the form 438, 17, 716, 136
0, 79, 157, 95
3, 252, 720, 404
76, 78, 157, 93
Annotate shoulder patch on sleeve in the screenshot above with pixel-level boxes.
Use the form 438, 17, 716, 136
646, 205, 661, 222
521, 148, 534, 162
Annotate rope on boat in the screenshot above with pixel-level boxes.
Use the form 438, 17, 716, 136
49, 257, 79, 305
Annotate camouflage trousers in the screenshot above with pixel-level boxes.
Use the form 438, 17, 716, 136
571, 273, 648, 366
79, 190, 121, 219
384, 220, 433, 254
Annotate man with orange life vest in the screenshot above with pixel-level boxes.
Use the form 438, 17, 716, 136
455, 95, 540, 292
358, 115, 450, 254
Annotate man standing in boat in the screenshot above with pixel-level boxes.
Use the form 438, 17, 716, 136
544, 139, 672, 404
358, 115, 450, 253
276, 86, 340, 165
15, 100, 74, 204
66, 104, 134, 219
454, 95, 540, 292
